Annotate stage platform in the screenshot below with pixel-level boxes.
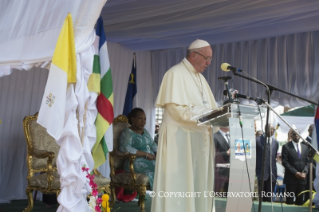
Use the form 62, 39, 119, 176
0, 198, 318, 212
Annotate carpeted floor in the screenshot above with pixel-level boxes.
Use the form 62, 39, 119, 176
0, 199, 151, 212
1, 198, 318, 212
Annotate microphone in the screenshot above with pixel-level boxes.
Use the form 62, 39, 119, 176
221, 63, 242, 72
223, 88, 238, 99
223, 91, 256, 101
218, 76, 232, 81
234, 93, 265, 104
235, 93, 255, 101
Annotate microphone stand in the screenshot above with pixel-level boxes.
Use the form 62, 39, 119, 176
229, 71, 272, 212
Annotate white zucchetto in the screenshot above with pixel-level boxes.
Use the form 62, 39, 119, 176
188, 39, 210, 49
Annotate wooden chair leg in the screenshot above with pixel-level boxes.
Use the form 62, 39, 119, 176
110, 185, 116, 208
23, 187, 34, 212
138, 186, 146, 212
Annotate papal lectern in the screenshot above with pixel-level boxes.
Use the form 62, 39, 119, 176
192, 103, 267, 212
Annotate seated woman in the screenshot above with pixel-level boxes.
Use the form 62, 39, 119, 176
119, 108, 157, 190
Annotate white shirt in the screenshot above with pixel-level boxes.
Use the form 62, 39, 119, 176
219, 130, 229, 143
266, 137, 272, 145
292, 140, 302, 155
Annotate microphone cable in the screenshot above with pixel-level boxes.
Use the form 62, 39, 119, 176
270, 166, 285, 212
264, 143, 284, 212
237, 104, 256, 212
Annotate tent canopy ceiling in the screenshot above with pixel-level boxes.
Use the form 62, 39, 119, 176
0, 0, 106, 67
101, 0, 319, 50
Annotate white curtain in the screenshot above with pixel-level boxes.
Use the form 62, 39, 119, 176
0, 42, 153, 202
0, 68, 48, 203
151, 31, 319, 108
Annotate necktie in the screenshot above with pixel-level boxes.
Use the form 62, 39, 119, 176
225, 133, 230, 143
296, 144, 301, 159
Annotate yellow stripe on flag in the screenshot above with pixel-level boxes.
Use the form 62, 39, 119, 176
108, 93, 114, 105
88, 73, 101, 93
314, 153, 319, 163
93, 114, 110, 152
92, 142, 106, 169
92, 113, 110, 168
52, 13, 77, 83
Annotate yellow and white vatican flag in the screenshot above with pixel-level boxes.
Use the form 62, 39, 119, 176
38, 13, 77, 140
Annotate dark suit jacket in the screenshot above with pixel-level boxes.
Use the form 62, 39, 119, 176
282, 141, 309, 185
214, 131, 230, 176
256, 135, 279, 182
306, 137, 316, 169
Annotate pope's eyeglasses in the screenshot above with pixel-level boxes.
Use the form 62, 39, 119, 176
194, 51, 212, 62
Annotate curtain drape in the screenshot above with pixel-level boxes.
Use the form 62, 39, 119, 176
0, 68, 48, 203
0, 0, 107, 76
151, 31, 319, 108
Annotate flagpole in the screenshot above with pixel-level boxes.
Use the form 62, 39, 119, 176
310, 163, 313, 212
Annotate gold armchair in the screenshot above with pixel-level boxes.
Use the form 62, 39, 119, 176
109, 115, 150, 212
23, 113, 111, 212
23, 113, 61, 212
93, 169, 111, 195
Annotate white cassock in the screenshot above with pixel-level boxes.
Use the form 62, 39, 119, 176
151, 58, 218, 212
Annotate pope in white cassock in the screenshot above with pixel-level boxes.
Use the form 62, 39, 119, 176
151, 39, 218, 212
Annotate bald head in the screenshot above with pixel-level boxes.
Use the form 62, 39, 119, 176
309, 124, 314, 137
291, 129, 300, 143
220, 126, 229, 133
265, 124, 275, 137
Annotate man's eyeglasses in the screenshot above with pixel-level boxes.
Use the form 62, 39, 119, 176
194, 51, 212, 62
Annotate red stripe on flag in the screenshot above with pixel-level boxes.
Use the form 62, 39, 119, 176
97, 94, 114, 124
316, 106, 319, 119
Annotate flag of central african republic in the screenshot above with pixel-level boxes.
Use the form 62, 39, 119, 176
90, 17, 114, 168
314, 101, 319, 149
38, 13, 76, 140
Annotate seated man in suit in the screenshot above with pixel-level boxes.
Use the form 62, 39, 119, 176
214, 126, 230, 193
282, 128, 309, 205
256, 124, 279, 202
